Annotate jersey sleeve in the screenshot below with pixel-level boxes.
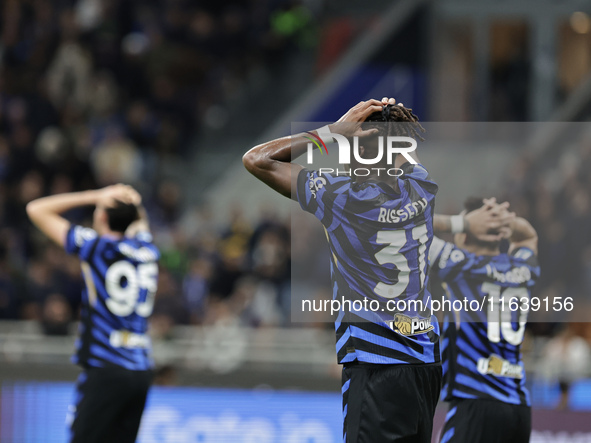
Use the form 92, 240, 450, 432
65, 225, 99, 260
428, 236, 482, 282
133, 231, 154, 244
509, 246, 541, 286
396, 162, 438, 206
510, 246, 537, 263
296, 168, 352, 230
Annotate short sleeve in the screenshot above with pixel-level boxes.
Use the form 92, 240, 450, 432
133, 231, 153, 243
65, 225, 99, 259
428, 236, 481, 282
296, 168, 352, 229
509, 246, 540, 285
510, 246, 536, 263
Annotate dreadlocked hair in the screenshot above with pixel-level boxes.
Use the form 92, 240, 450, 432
364, 103, 426, 141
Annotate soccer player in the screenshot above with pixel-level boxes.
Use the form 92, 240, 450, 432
26, 184, 159, 443
245, 97, 444, 442
430, 198, 540, 443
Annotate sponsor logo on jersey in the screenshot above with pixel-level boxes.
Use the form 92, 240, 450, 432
109, 330, 151, 349
477, 354, 524, 379
391, 313, 434, 336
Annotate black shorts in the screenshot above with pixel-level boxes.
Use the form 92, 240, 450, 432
342, 362, 442, 443
68, 366, 153, 443
439, 398, 531, 443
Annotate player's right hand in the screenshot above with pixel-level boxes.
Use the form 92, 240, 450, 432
97, 184, 142, 208
330, 99, 385, 138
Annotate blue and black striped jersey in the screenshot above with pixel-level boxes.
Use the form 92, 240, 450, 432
429, 238, 540, 405
65, 225, 160, 371
297, 162, 440, 365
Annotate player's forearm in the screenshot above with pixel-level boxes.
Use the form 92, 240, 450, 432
243, 129, 324, 199
508, 217, 538, 254
433, 214, 467, 234
394, 147, 420, 168
26, 191, 99, 247
510, 217, 537, 242
27, 190, 100, 219
126, 206, 150, 236
243, 130, 317, 170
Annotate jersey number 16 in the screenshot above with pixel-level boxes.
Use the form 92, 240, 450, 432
481, 282, 529, 346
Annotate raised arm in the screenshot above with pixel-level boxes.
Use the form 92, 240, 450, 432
509, 217, 538, 255
125, 205, 151, 237
27, 184, 141, 248
433, 214, 463, 234
433, 199, 515, 242
242, 99, 385, 199
242, 135, 308, 200
27, 190, 101, 248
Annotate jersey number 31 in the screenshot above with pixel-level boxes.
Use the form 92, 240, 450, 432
374, 224, 428, 299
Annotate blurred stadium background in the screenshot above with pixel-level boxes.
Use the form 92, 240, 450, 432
1, 0, 591, 441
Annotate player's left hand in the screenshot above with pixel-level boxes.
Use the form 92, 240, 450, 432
331, 99, 385, 138
381, 97, 401, 107
97, 184, 142, 208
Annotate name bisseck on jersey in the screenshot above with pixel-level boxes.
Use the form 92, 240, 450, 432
377, 197, 428, 224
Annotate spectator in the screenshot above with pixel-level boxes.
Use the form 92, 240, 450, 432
0, 0, 309, 329
540, 324, 591, 410
41, 293, 73, 336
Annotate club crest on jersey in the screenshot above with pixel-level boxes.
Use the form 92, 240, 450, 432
73, 226, 97, 247
307, 173, 326, 199
477, 354, 523, 379
391, 313, 434, 336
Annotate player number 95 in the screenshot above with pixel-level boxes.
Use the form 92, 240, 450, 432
105, 261, 158, 317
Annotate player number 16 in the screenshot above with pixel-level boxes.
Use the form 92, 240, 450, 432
481, 282, 528, 346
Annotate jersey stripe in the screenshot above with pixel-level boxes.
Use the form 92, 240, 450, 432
432, 239, 539, 406
297, 164, 439, 365
65, 225, 159, 370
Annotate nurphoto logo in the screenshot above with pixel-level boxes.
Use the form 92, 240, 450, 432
305, 125, 418, 177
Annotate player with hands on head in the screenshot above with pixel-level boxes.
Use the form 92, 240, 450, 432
433, 197, 517, 244
430, 198, 539, 443
245, 98, 441, 442
27, 183, 144, 247
27, 183, 159, 443
243, 98, 388, 198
